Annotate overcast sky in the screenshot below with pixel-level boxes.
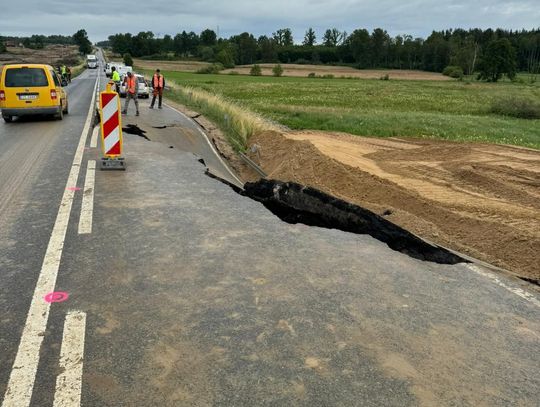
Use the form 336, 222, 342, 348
1, 0, 539, 42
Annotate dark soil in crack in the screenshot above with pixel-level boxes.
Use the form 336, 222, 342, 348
241, 130, 540, 280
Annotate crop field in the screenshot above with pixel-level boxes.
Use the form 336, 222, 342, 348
156, 70, 540, 149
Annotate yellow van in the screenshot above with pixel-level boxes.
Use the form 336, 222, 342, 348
0, 64, 69, 122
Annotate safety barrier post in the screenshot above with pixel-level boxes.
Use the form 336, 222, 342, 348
99, 81, 125, 170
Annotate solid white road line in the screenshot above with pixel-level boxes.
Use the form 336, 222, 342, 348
467, 264, 540, 308
78, 160, 96, 235
90, 126, 99, 148
2, 76, 99, 407
53, 311, 87, 407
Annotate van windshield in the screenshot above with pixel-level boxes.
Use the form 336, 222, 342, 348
5, 67, 48, 87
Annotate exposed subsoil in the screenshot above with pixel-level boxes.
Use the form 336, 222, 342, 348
241, 131, 540, 281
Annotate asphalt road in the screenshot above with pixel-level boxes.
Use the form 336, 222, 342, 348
0, 62, 539, 407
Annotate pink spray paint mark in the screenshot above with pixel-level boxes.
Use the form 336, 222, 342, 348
44, 292, 69, 303
67, 187, 81, 191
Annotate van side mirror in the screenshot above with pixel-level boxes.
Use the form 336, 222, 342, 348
61, 79, 68, 87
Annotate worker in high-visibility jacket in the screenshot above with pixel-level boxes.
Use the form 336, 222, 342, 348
149, 69, 165, 109
122, 71, 139, 116
111, 67, 121, 92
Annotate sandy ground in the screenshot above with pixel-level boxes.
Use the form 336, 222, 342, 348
132, 57, 449, 80
241, 131, 540, 281
221, 65, 450, 80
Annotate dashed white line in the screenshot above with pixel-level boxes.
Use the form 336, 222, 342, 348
53, 311, 87, 407
90, 126, 99, 148
78, 160, 96, 234
2, 76, 99, 407
467, 264, 540, 308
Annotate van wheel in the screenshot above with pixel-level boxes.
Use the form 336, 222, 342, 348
3, 115, 13, 123
55, 108, 64, 120
63, 102, 69, 114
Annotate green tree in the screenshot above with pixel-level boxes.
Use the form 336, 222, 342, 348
123, 53, 133, 66
477, 38, 517, 82
303, 28, 316, 46
272, 64, 284, 77
272, 28, 293, 47
258, 36, 278, 62
250, 64, 262, 76
216, 49, 235, 68
231, 32, 258, 64
0, 39, 6, 53
72, 29, 92, 54
322, 28, 344, 47
200, 29, 217, 46
345, 29, 371, 67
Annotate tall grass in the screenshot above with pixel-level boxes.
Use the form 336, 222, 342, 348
166, 80, 279, 150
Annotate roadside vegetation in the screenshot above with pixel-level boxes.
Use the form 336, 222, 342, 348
146, 69, 540, 150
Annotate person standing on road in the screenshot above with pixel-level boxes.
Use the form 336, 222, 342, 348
122, 71, 140, 116
149, 69, 165, 109
111, 66, 121, 93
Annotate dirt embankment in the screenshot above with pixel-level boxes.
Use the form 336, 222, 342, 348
0, 45, 81, 69
241, 131, 540, 281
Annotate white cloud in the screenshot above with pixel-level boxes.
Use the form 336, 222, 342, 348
0, 0, 538, 42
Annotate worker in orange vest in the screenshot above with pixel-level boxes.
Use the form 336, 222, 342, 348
149, 69, 165, 109
122, 71, 139, 116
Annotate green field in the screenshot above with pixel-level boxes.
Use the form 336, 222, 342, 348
155, 70, 540, 149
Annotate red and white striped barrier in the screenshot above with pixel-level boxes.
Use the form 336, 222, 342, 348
99, 83, 125, 170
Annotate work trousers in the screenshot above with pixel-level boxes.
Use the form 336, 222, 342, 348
124, 92, 139, 113
151, 87, 163, 108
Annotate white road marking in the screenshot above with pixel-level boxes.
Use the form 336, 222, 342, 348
163, 102, 244, 188
90, 126, 99, 148
2, 76, 99, 407
78, 160, 96, 234
53, 311, 87, 407
467, 264, 540, 308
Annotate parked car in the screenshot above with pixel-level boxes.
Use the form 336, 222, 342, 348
118, 74, 150, 98
0, 63, 69, 122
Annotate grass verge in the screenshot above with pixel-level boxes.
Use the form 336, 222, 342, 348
139, 69, 540, 149
165, 80, 279, 151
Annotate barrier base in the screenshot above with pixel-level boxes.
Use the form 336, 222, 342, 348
100, 157, 126, 171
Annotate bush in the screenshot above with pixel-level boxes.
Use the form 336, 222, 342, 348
307, 72, 316, 78
196, 63, 224, 74
272, 64, 284, 77
123, 53, 133, 66
379, 74, 390, 81
250, 64, 262, 76
321, 74, 334, 79
490, 97, 540, 119
442, 65, 464, 79
228, 71, 239, 75
216, 50, 235, 69
0, 42, 6, 53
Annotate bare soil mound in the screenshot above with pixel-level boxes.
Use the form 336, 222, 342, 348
243, 131, 540, 280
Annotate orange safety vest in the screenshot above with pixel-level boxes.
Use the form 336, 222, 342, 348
153, 74, 164, 88
126, 75, 137, 94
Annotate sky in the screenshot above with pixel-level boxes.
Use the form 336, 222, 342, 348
1, 0, 539, 43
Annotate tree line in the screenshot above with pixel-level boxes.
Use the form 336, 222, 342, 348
1, 30, 92, 55
103, 27, 540, 80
